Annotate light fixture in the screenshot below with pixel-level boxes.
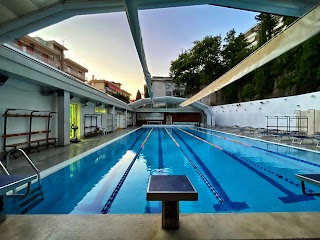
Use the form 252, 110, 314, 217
260, 101, 264, 104
297, 104, 300, 107
81, 98, 89, 107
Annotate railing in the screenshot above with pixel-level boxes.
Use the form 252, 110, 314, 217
6, 148, 41, 188
8, 42, 59, 68
147, 121, 162, 125
63, 68, 85, 81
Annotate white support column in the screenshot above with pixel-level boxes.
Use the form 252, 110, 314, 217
57, 90, 70, 146
125, 110, 128, 128
112, 106, 116, 132
132, 112, 136, 126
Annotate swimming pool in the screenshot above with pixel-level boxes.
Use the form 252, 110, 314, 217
6, 126, 320, 214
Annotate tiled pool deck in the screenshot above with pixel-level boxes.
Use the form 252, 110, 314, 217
1, 126, 320, 239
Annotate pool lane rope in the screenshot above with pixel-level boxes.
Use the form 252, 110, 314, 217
181, 128, 316, 194
101, 128, 153, 214
194, 127, 320, 169
165, 128, 224, 203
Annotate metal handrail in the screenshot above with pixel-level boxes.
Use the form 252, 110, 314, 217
0, 160, 10, 175
6, 148, 41, 188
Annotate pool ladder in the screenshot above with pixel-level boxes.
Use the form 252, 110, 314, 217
1, 149, 44, 213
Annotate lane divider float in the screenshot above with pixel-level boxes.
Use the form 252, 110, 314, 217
194, 127, 320, 168
180, 128, 317, 196
165, 128, 224, 203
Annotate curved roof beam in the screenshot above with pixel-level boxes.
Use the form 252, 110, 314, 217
124, 0, 153, 100
181, 4, 320, 107
0, 1, 318, 44
129, 96, 210, 111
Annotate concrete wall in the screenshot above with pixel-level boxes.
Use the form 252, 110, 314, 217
212, 91, 320, 134
0, 78, 119, 155
152, 81, 166, 98
0, 78, 58, 154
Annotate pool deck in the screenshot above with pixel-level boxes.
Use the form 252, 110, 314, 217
1, 126, 320, 239
1, 213, 320, 239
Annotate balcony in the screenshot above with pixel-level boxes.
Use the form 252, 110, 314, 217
8, 42, 59, 69
63, 68, 85, 81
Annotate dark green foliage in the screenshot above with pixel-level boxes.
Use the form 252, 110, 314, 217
110, 92, 130, 103
136, 90, 142, 100
170, 36, 223, 94
255, 13, 277, 47
222, 29, 252, 70
241, 83, 256, 100
295, 34, 320, 93
223, 83, 239, 104
144, 85, 149, 98
169, 12, 320, 105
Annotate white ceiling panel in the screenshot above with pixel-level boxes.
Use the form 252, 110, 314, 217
1, 0, 39, 16
0, 3, 17, 24
32, 0, 61, 8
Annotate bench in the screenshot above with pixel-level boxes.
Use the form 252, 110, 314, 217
296, 174, 320, 195
147, 175, 198, 230
2, 133, 57, 154
2, 109, 57, 155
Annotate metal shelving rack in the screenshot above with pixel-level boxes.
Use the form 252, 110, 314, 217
83, 114, 102, 137
265, 115, 308, 134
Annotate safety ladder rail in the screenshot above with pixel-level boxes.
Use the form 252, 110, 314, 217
4, 148, 42, 196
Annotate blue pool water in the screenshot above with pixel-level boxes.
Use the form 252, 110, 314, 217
6, 127, 320, 214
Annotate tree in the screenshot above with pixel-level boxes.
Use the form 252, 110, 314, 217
254, 13, 277, 98
170, 36, 223, 95
170, 49, 200, 94
144, 85, 149, 98
110, 93, 130, 103
241, 83, 256, 100
222, 29, 251, 71
295, 33, 320, 93
255, 13, 277, 47
136, 90, 142, 100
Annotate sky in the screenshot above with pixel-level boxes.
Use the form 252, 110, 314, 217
30, 5, 257, 98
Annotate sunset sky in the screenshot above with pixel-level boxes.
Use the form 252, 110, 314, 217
30, 5, 257, 98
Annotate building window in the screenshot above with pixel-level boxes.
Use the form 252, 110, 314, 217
166, 91, 172, 96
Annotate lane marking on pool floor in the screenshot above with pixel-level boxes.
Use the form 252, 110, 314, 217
101, 128, 154, 214
171, 128, 249, 211
165, 128, 225, 204
178, 128, 315, 202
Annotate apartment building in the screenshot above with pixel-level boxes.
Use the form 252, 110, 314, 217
244, 15, 284, 49
90, 77, 131, 99
63, 58, 88, 81
10, 36, 88, 81
151, 76, 185, 98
